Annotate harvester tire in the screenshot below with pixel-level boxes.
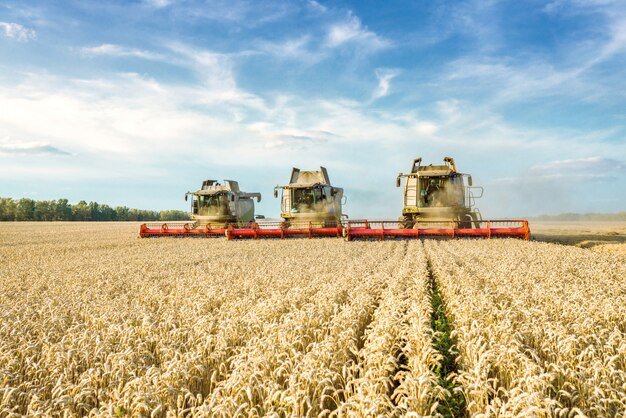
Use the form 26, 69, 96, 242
400, 216, 414, 229
459, 215, 473, 229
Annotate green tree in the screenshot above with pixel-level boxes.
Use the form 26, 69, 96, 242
34, 200, 55, 221
0, 196, 189, 222
159, 210, 191, 221
127, 209, 159, 221
55, 199, 72, 220
0, 198, 17, 221
72, 200, 91, 221
15, 198, 35, 221
99, 204, 115, 221
114, 206, 130, 221
89, 201, 100, 221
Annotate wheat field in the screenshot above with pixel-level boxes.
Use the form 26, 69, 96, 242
1, 223, 625, 417
531, 221, 626, 255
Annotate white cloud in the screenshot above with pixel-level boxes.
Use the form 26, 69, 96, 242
256, 36, 318, 61
444, 56, 603, 105
494, 172, 618, 184
448, 0, 503, 53
414, 122, 439, 136
143, 0, 174, 8
81, 44, 164, 61
326, 13, 390, 51
447, 1, 626, 104
182, 0, 296, 27
530, 156, 626, 174
164, 43, 272, 114
0, 22, 36, 42
0, 139, 70, 156
491, 156, 625, 189
372, 68, 400, 100
1, 71, 624, 217
248, 124, 335, 149
593, 16, 626, 64
307, 1, 328, 13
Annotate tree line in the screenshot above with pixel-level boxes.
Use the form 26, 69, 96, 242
0, 197, 190, 222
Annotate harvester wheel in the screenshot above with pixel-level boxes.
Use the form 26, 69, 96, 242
459, 215, 473, 229
400, 216, 414, 229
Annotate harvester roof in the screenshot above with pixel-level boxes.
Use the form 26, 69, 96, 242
194, 179, 240, 195
414, 165, 455, 177
287, 167, 332, 187
408, 157, 458, 177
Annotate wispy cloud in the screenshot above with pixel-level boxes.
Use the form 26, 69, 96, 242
248, 124, 336, 149
0, 140, 70, 156
256, 36, 317, 61
531, 156, 626, 174
81, 44, 164, 60
182, 0, 297, 27
0, 73, 233, 160
443, 1, 626, 105
1, 68, 623, 216
143, 0, 174, 8
493, 157, 626, 186
372, 68, 400, 100
445, 58, 590, 103
165, 42, 269, 112
413, 122, 438, 136
591, 15, 626, 66
0, 22, 36, 42
307, 0, 327, 14
1, 1, 625, 214
326, 13, 390, 51
448, 0, 503, 52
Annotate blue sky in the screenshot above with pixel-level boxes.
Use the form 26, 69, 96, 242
1, 0, 625, 218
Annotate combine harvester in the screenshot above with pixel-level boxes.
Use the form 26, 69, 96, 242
140, 158, 529, 240
223, 166, 347, 239
139, 179, 261, 237
343, 157, 529, 240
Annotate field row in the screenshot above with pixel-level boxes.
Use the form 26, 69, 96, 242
1, 224, 444, 416
1, 223, 625, 417
425, 239, 626, 416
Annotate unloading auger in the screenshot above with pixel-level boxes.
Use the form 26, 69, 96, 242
139, 158, 530, 240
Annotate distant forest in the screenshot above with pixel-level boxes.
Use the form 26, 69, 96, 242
530, 212, 626, 221
0, 197, 190, 222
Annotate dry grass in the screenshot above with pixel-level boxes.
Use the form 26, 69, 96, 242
1, 223, 624, 416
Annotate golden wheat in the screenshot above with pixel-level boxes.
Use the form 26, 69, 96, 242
1, 223, 624, 417
425, 239, 626, 416
0, 224, 443, 417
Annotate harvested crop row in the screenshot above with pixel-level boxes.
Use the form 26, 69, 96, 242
338, 241, 446, 417
425, 239, 626, 416
203, 242, 405, 416
0, 223, 395, 416
1, 224, 443, 417
2, 240, 322, 415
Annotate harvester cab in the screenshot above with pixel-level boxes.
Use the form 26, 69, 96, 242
185, 179, 261, 225
396, 157, 484, 228
274, 167, 346, 226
